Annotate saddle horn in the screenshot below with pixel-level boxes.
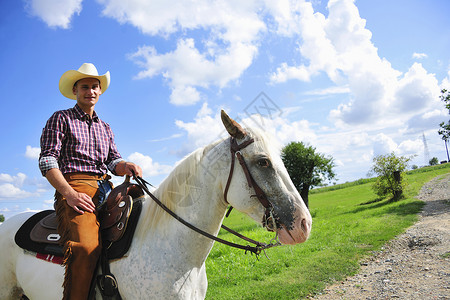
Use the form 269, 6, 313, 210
221, 110, 246, 139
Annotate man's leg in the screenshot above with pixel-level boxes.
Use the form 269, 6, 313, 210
56, 176, 102, 300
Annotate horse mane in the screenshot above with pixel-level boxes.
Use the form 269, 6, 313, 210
135, 139, 223, 237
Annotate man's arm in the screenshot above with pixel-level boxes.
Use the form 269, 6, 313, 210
45, 168, 96, 214
114, 161, 143, 177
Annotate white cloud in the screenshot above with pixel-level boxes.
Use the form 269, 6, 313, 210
372, 133, 397, 157
170, 85, 201, 106
0, 183, 33, 198
25, 145, 40, 160
0, 173, 27, 187
398, 139, 422, 155
412, 52, 428, 59
406, 109, 447, 134
127, 152, 172, 177
303, 85, 350, 96
25, 0, 83, 29
148, 133, 183, 143
101, 0, 265, 105
268, 0, 442, 133
174, 103, 227, 152
394, 63, 440, 113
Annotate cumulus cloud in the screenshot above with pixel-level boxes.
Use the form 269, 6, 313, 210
174, 103, 227, 153
25, 145, 40, 160
101, 0, 265, 105
0, 173, 34, 199
371, 133, 423, 159
0, 173, 27, 187
0, 183, 34, 199
269, 0, 441, 130
127, 152, 172, 177
25, 0, 83, 29
406, 109, 448, 133
394, 63, 440, 113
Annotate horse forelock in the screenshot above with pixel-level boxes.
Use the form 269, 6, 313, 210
246, 127, 282, 159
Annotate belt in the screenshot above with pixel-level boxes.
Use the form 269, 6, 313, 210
63, 172, 111, 181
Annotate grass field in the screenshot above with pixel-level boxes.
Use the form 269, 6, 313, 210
205, 163, 450, 299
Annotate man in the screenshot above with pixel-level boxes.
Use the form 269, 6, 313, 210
39, 63, 142, 299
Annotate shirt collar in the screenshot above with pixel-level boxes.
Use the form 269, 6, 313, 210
73, 104, 99, 122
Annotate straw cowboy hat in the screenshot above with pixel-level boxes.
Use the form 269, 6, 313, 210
59, 63, 110, 100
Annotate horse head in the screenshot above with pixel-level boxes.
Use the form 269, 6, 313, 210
221, 110, 312, 245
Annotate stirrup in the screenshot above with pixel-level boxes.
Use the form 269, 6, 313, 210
97, 274, 119, 298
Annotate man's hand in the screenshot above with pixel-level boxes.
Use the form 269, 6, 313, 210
125, 162, 143, 177
116, 161, 143, 178
65, 190, 96, 214
45, 168, 96, 214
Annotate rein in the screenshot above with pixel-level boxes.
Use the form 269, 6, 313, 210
131, 137, 281, 256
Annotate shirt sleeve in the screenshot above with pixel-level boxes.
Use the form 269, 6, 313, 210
103, 122, 123, 175
39, 111, 66, 176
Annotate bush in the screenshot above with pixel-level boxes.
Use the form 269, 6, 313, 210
429, 157, 439, 166
368, 152, 413, 200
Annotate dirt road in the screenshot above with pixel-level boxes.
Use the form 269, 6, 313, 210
313, 173, 450, 300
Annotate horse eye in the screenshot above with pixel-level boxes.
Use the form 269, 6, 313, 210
258, 158, 270, 168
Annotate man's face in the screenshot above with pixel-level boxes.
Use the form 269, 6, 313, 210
72, 78, 102, 108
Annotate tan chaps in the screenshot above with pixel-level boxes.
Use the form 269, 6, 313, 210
55, 173, 109, 300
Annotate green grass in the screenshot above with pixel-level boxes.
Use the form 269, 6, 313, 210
205, 163, 450, 299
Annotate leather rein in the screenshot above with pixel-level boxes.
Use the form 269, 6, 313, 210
132, 137, 281, 256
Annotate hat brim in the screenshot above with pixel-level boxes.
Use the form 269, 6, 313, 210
59, 70, 110, 100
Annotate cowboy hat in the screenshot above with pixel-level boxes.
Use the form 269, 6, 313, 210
59, 63, 110, 100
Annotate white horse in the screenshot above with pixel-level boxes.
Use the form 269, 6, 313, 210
0, 111, 312, 299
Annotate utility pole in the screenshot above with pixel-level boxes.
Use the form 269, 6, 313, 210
445, 139, 450, 162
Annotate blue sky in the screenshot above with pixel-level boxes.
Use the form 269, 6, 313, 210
1, 0, 449, 220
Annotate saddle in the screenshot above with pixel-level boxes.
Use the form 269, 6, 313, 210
15, 177, 145, 259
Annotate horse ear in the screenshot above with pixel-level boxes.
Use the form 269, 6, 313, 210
221, 110, 246, 139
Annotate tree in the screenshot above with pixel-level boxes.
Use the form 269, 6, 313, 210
281, 142, 336, 207
0, 214, 4, 222
438, 89, 450, 161
429, 157, 439, 166
368, 152, 412, 200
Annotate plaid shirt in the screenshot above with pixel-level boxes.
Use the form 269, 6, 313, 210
39, 104, 123, 176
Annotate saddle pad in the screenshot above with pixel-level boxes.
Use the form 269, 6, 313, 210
15, 210, 64, 256
36, 253, 64, 265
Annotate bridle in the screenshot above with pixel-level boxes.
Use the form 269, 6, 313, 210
223, 137, 278, 232
132, 136, 281, 256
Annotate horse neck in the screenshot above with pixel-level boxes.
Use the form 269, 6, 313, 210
134, 142, 230, 261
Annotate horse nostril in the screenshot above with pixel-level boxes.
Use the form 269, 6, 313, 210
301, 218, 310, 233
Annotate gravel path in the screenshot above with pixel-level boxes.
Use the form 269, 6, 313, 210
313, 173, 450, 300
